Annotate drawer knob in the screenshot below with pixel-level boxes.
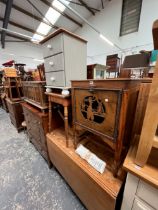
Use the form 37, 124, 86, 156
50, 77, 55, 82
49, 61, 54, 66
47, 44, 52, 49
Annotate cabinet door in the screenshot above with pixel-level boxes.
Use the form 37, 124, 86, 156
132, 199, 154, 210
73, 88, 122, 140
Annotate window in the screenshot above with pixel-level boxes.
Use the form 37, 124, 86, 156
120, 0, 142, 36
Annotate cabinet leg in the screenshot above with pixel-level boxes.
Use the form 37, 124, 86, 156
49, 100, 52, 133
64, 106, 69, 147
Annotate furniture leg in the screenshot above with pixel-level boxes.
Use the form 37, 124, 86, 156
49, 98, 52, 133
64, 106, 69, 147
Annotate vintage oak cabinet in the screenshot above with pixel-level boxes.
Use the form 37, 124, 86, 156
71, 79, 141, 176
40, 28, 87, 88
22, 103, 51, 167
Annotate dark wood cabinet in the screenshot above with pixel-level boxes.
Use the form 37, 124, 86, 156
22, 103, 51, 167
6, 98, 24, 131
71, 79, 141, 176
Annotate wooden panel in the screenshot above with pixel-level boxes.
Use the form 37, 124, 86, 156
132, 198, 154, 210
135, 61, 158, 166
64, 33, 87, 87
74, 88, 121, 139
6, 99, 24, 131
121, 173, 139, 210
47, 130, 122, 210
136, 180, 158, 209
42, 33, 63, 58
44, 53, 64, 73
22, 103, 51, 167
132, 82, 151, 138
45, 71, 65, 87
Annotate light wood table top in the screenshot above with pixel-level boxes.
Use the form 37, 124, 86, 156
123, 139, 158, 188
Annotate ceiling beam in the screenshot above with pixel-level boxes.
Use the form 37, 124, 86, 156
64, 0, 100, 12
78, 0, 95, 16
0, 0, 56, 29
0, 17, 45, 37
1, 0, 13, 48
101, 0, 104, 9
0, 31, 30, 41
26, 0, 58, 29
39, 0, 82, 27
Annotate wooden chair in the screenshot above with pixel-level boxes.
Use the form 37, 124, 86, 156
135, 59, 158, 167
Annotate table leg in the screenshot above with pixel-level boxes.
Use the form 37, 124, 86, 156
64, 106, 69, 147
49, 99, 52, 133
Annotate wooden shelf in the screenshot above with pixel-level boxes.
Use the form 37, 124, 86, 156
123, 137, 158, 188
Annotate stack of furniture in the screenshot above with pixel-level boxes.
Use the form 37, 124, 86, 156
106, 54, 120, 78
2, 68, 24, 132
120, 53, 150, 78
40, 28, 87, 146
22, 81, 51, 167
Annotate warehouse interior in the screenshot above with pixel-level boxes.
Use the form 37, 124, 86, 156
0, 0, 158, 210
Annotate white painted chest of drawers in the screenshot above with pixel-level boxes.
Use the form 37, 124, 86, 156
121, 173, 158, 210
40, 29, 87, 88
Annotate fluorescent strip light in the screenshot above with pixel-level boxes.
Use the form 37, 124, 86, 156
33, 58, 44, 62
99, 34, 114, 47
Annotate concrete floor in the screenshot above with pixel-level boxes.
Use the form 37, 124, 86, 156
0, 108, 86, 210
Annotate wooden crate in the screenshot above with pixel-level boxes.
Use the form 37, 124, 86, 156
3, 68, 17, 77
22, 81, 48, 109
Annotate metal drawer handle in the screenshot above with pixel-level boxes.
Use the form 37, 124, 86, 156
49, 61, 54, 66
50, 77, 55, 82
47, 44, 52, 49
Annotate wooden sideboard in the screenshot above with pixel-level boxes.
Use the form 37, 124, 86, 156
6, 98, 24, 132
71, 79, 141, 176
22, 102, 51, 167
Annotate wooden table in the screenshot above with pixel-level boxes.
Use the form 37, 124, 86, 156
46, 92, 71, 147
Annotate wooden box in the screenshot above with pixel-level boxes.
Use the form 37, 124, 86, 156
6, 98, 24, 132
22, 103, 51, 167
71, 79, 141, 176
22, 81, 48, 109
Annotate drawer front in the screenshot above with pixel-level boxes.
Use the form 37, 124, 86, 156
136, 180, 158, 210
43, 34, 63, 58
45, 71, 65, 87
132, 199, 154, 210
44, 53, 64, 72
73, 88, 122, 140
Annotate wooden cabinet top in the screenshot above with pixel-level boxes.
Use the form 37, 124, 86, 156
22, 102, 48, 118
71, 79, 141, 90
40, 28, 87, 44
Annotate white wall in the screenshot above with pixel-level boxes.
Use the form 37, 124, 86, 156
75, 0, 158, 65
0, 41, 43, 70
